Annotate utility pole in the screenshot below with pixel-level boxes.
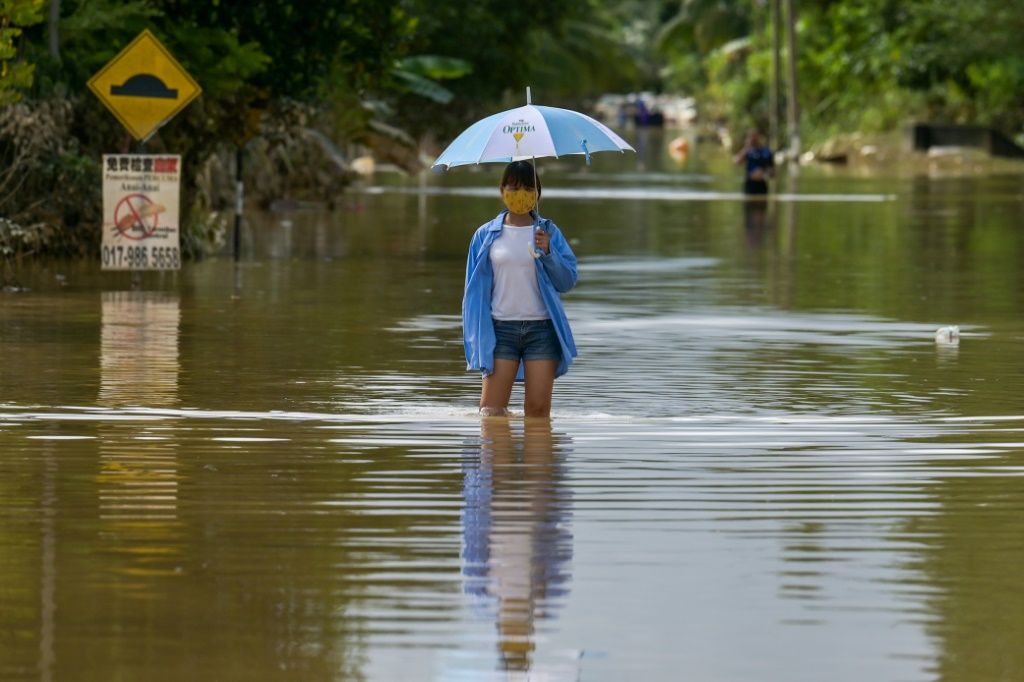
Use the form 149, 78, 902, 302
770, 0, 782, 151
785, 0, 800, 160
48, 0, 60, 59
234, 146, 243, 262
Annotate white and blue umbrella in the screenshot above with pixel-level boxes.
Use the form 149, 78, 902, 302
432, 91, 634, 170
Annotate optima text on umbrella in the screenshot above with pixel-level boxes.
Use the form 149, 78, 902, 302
503, 122, 536, 134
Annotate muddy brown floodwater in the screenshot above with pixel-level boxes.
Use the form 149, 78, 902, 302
3, 131, 1023, 681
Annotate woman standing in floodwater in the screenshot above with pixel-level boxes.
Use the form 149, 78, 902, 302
462, 161, 578, 418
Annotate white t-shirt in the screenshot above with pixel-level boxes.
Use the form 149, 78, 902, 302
489, 224, 548, 320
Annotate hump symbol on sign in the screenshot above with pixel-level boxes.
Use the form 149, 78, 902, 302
111, 74, 178, 99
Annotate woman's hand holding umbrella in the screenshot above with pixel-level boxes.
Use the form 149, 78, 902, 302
534, 228, 550, 255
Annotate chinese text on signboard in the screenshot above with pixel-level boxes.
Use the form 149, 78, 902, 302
101, 154, 181, 271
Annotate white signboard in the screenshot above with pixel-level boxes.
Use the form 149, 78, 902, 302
101, 154, 181, 270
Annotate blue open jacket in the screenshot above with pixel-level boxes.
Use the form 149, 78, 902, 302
463, 209, 578, 381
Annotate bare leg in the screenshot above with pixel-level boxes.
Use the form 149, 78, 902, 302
480, 359, 518, 416
523, 359, 557, 418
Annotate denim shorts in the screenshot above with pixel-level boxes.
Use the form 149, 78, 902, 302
493, 319, 562, 362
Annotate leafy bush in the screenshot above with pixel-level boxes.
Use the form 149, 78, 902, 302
0, 97, 100, 255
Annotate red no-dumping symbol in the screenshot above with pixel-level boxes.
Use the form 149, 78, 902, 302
113, 193, 165, 240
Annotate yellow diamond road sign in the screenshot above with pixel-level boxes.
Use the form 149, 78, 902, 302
88, 29, 201, 141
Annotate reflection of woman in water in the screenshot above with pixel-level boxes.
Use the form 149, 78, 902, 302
734, 128, 775, 195
461, 418, 573, 673
743, 200, 772, 247
462, 161, 578, 418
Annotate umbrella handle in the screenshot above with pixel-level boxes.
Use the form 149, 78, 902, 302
530, 155, 542, 258
530, 215, 542, 259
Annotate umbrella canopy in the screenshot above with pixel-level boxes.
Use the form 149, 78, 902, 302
432, 103, 634, 170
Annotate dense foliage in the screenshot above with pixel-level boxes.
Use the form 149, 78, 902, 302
1, 0, 1023, 262
0, 0, 591, 258
656, 0, 1024, 144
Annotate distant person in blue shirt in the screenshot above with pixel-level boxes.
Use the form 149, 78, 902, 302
734, 129, 774, 195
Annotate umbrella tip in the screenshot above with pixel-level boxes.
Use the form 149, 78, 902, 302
526, 86, 532, 105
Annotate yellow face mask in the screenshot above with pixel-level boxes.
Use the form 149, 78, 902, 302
501, 187, 538, 215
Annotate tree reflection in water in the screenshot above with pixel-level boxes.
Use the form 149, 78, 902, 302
462, 417, 574, 674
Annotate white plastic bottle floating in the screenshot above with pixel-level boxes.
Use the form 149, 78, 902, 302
935, 325, 960, 345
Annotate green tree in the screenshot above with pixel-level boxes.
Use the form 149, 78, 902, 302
532, 0, 675, 98
157, 0, 416, 99
385, 0, 593, 138
657, 0, 751, 55
653, 0, 1024, 143
0, 0, 44, 104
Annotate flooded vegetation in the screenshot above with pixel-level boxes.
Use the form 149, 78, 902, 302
4, 0, 1024, 677
3, 135, 1024, 680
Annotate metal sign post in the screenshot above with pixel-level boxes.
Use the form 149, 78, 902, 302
89, 30, 201, 281
234, 147, 243, 262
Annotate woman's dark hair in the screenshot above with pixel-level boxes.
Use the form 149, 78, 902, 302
500, 161, 542, 197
